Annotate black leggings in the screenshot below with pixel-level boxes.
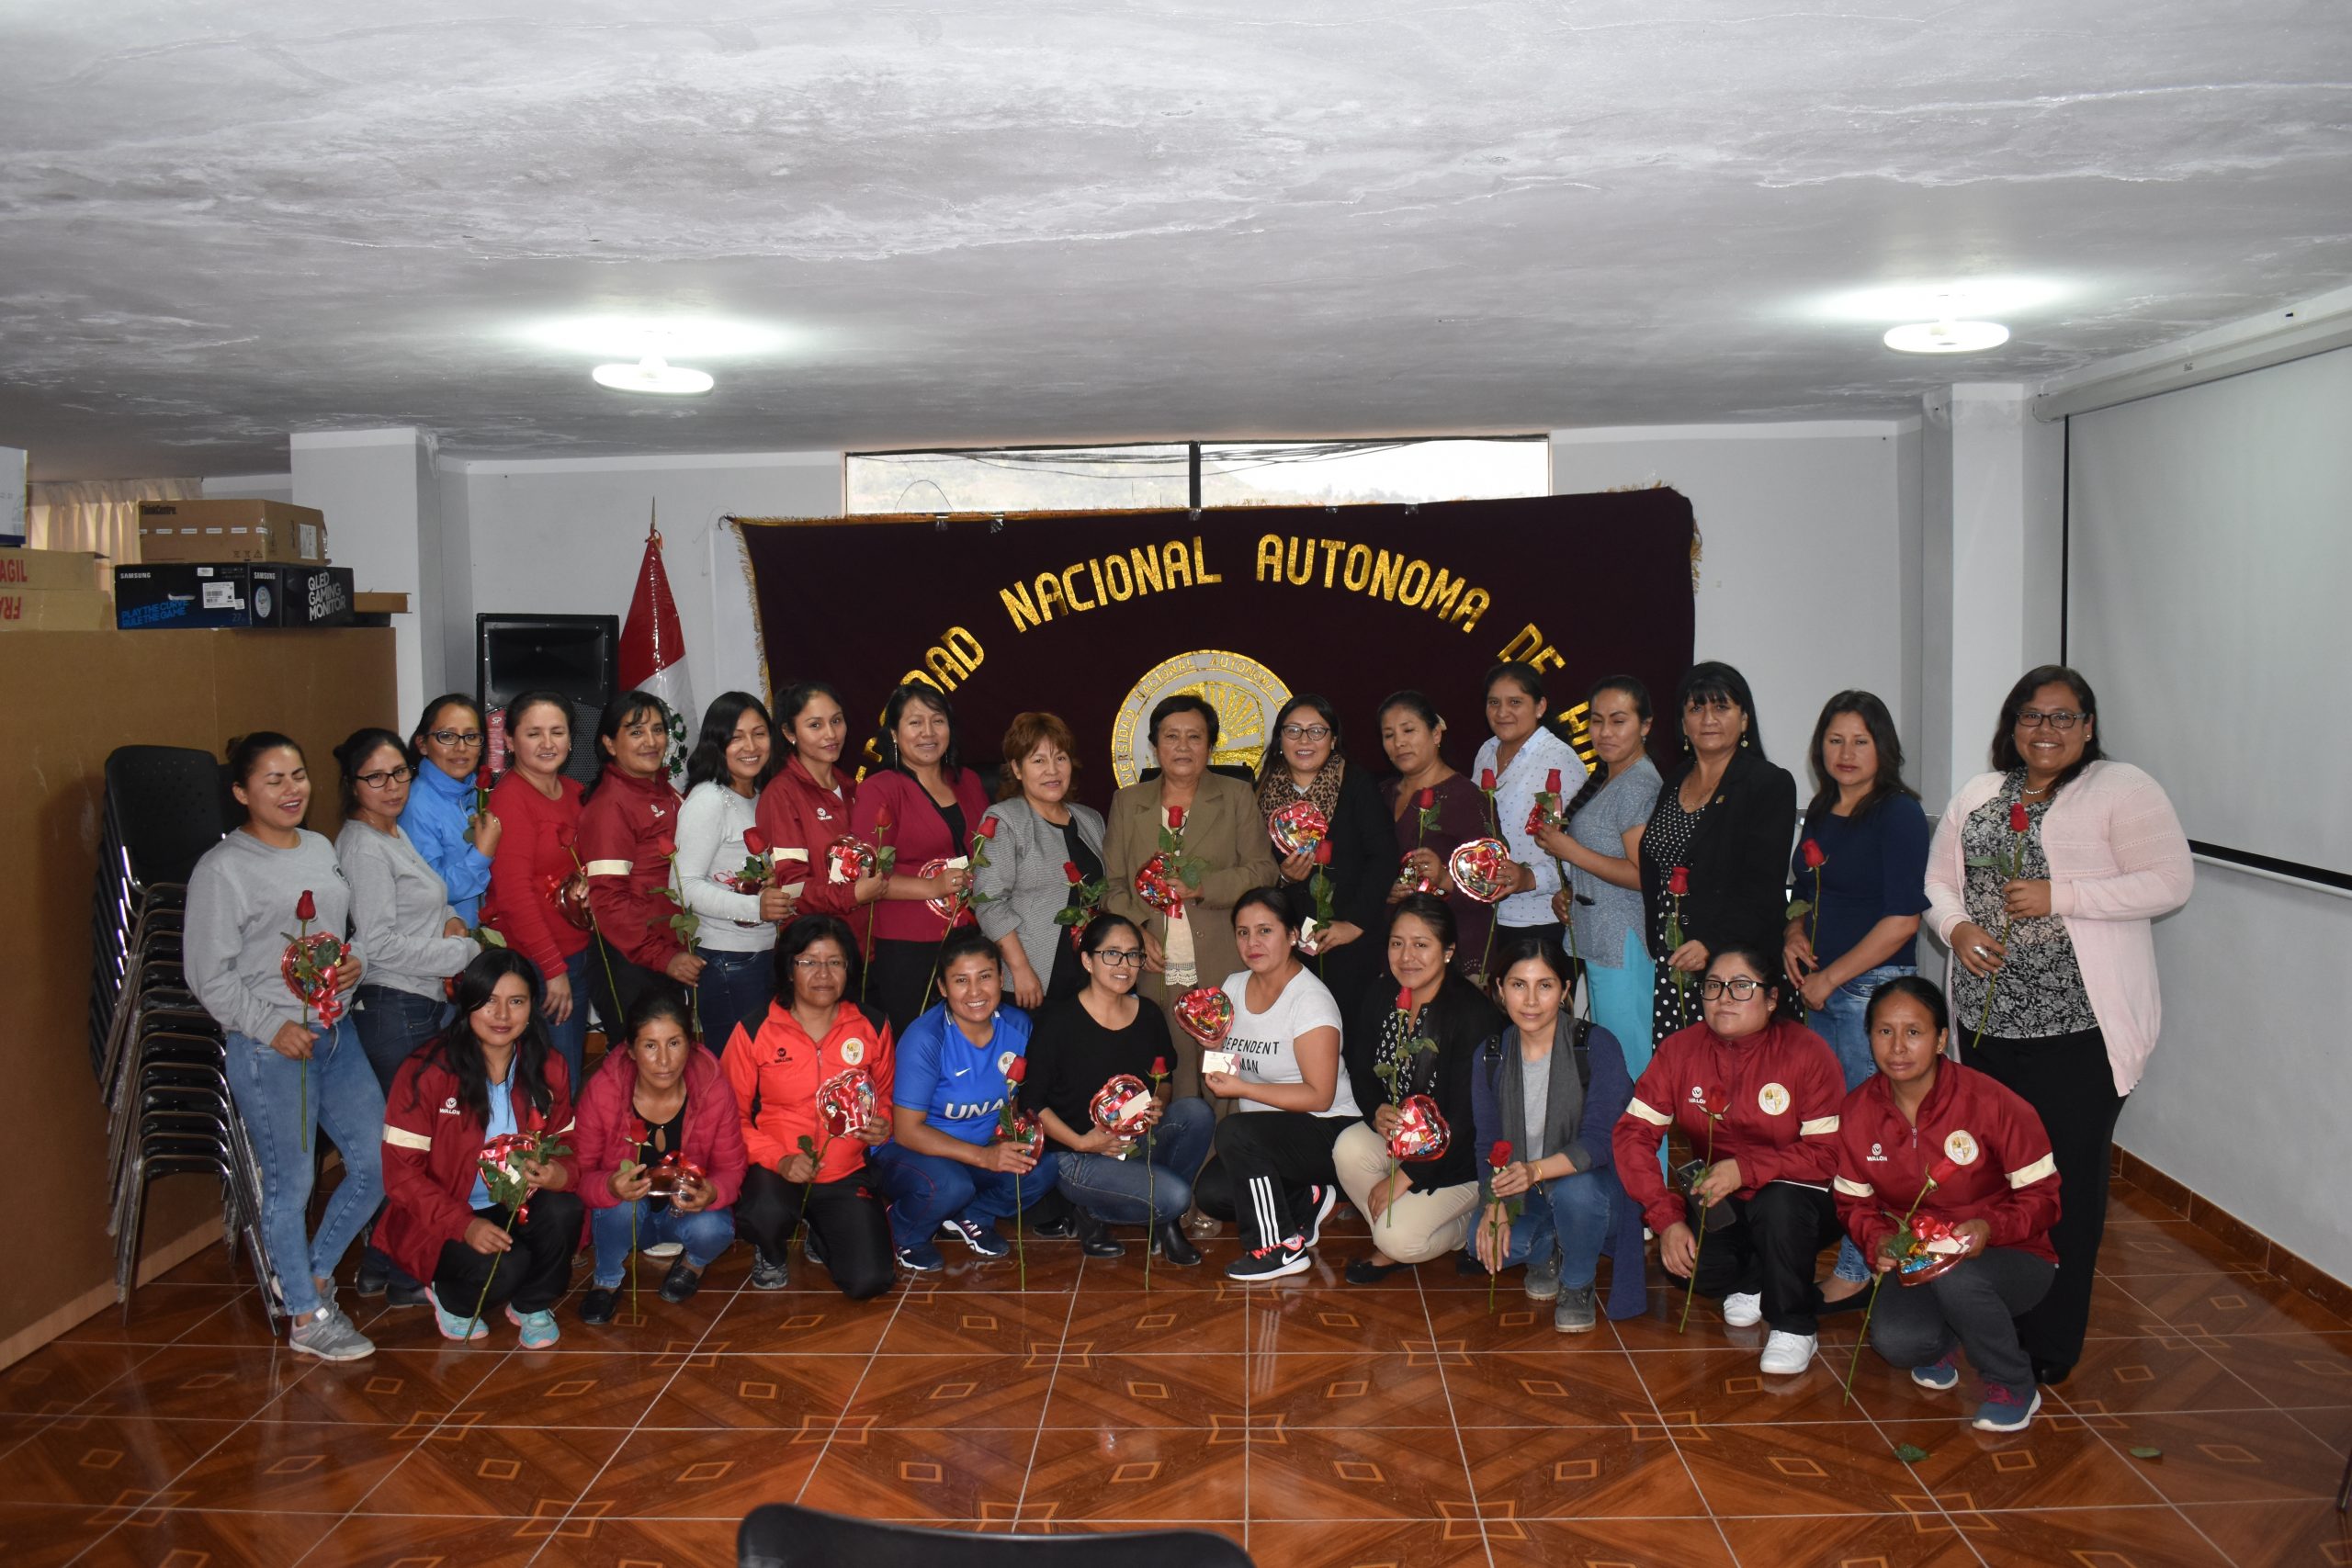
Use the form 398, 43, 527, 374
1963, 1025, 2122, 1375
430, 1191, 584, 1319
587, 938, 687, 1043
865, 938, 941, 1043
1193, 1111, 1351, 1250
1672, 1181, 1843, 1336
734, 1164, 896, 1301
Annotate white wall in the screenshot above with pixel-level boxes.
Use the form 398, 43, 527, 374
1548, 421, 1923, 779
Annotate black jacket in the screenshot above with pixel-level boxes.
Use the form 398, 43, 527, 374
1275, 762, 1396, 1022
1341, 972, 1505, 1192
1639, 748, 1798, 962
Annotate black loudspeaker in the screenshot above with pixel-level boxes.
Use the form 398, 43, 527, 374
476, 613, 619, 788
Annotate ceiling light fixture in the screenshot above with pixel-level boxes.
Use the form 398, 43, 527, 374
1883, 319, 2011, 355
521, 314, 786, 360
592, 355, 715, 395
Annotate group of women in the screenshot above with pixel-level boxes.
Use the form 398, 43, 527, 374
184, 656, 2191, 1431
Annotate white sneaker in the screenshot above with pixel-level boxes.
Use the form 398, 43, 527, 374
642, 1241, 684, 1259
1722, 1292, 1763, 1327
1759, 1330, 1817, 1375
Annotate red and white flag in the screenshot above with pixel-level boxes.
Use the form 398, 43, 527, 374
619, 509, 695, 783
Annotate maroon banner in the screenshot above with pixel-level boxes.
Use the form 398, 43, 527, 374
737, 491, 1695, 807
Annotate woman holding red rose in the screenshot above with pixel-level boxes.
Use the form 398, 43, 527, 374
853, 684, 995, 1039
1256, 693, 1394, 1021
1378, 690, 1496, 967
752, 681, 889, 951
678, 692, 795, 1056
578, 690, 701, 1033
971, 711, 1108, 1010
1472, 663, 1589, 968
481, 692, 591, 1089
1923, 665, 2190, 1385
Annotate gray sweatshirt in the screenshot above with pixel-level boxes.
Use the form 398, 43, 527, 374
335, 820, 478, 999
186, 828, 366, 1043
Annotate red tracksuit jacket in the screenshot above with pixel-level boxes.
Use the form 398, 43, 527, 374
753, 756, 865, 938
572, 1043, 749, 1213
376, 1046, 578, 1284
1833, 1062, 2061, 1266
1613, 1017, 1847, 1235
721, 999, 897, 1184
578, 768, 687, 971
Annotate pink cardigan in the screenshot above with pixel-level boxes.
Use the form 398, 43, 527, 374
1924, 761, 2192, 1095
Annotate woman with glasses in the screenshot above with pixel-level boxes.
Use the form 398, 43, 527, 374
401, 694, 499, 926
481, 692, 592, 1089
1256, 693, 1395, 1020
1021, 914, 1210, 1265
1614, 945, 1845, 1376
1472, 662, 1588, 975
1924, 665, 2191, 1387
971, 711, 1107, 1011
854, 684, 996, 1038
1638, 662, 1798, 1039
723, 915, 898, 1299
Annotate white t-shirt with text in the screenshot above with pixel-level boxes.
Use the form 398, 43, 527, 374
1218, 966, 1360, 1120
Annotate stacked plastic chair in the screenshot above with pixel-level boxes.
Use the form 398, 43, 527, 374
91, 746, 273, 1313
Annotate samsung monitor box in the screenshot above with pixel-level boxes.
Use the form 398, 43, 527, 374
114, 562, 356, 629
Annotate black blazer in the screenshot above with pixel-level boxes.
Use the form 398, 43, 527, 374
1274, 761, 1395, 1021
1638, 748, 1798, 963
1341, 972, 1506, 1192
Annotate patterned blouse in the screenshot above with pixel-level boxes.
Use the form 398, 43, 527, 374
1950, 773, 2098, 1040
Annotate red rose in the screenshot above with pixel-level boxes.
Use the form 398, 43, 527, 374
1702, 1087, 1730, 1117
1064, 861, 1082, 884
1167, 806, 1186, 829
743, 829, 769, 857
295, 889, 316, 922
1312, 840, 1331, 865
1150, 1055, 1170, 1077
475, 765, 492, 788
1489, 1140, 1513, 1168
1667, 865, 1690, 897
1801, 839, 1826, 871
555, 824, 576, 850
2008, 802, 2030, 833
1416, 787, 1435, 810
975, 816, 1001, 840
1545, 768, 1562, 793
1004, 1056, 1028, 1086
876, 807, 894, 831
1479, 768, 1497, 792
656, 832, 677, 859
1395, 986, 1414, 1012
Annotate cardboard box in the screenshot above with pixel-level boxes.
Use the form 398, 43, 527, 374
0, 548, 103, 592
114, 563, 356, 630
137, 500, 329, 565
0, 588, 113, 631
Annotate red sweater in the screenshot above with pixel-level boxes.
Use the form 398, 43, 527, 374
722, 999, 897, 1183
853, 768, 993, 943
1834, 1062, 2061, 1266
579, 768, 687, 970
572, 1046, 749, 1212
1613, 1018, 1847, 1235
377, 1044, 578, 1284
480, 772, 588, 975
753, 755, 865, 939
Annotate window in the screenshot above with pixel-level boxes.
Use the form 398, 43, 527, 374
845, 437, 1547, 515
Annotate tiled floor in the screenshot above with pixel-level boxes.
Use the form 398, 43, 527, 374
1, 1178, 2346, 1567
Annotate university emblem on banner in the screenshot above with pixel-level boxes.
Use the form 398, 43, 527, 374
1111, 650, 1292, 787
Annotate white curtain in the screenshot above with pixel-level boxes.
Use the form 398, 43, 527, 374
28, 478, 201, 579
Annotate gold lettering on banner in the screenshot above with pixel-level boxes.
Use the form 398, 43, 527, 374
1132, 547, 1165, 595
1283, 537, 1313, 586
1062, 563, 1095, 614
1320, 540, 1344, 589
992, 531, 1488, 633
1343, 544, 1373, 592
1001, 581, 1041, 632
1194, 536, 1222, 583
1102, 553, 1134, 602
1034, 572, 1067, 620
1087, 558, 1106, 606
1396, 558, 1430, 607
901, 627, 982, 693
1163, 542, 1193, 590
1255, 535, 1283, 582
1497, 621, 1566, 674
1370, 550, 1403, 600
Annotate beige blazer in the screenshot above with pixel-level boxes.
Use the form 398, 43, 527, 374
1101, 770, 1279, 1012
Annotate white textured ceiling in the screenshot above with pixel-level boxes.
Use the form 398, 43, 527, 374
4, 0, 2349, 478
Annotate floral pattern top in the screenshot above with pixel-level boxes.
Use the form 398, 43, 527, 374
1950, 773, 2098, 1040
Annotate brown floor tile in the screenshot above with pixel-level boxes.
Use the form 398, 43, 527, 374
843, 1353, 1059, 1428
0, 1345, 164, 1417
2058, 1334, 2272, 1415
1673, 1419, 1924, 1516
699, 1285, 899, 1354
527, 1515, 740, 1566
1245, 1425, 1477, 1521
636, 1351, 865, 1429
162, 1417, 413, 1513
1873, 1413, 2166, 1511
1042, 1350, 1248, 1428
1627, 1343, 1871, 1424
0, 1414, 226, 1510
1438, 1348, 1657, 1428
356, 1417, 628, 1517
1484, 1517, 1738, 1566
0, 1502, 102, 1568
255, 1344, 500, 1427
49, 1287, 249, 1349
1062, 1291, 1249, 1353
2076, 1406, 2347, 1505
1422, 1288, 1631, 1350
2198, 1329, 2352, 1410
301, 1510, 548, 1567
457, 1348, 676, 1427
1965, 1504, 2235, 1566
1020, 1424, 1248, 1520
72, 1505, 342, 1567
74, 1342, 312, 1423
2099, 1222, 2267, 1276
1713, 1510, 1991, 1567
1606, 1285, 1775, 1350
909, 1243, 1087, 1293
2132, 1270, 2352, 1337
1247, 1519, 1492, 1566
797, 1425, 1035, 1521
2179, 1497, 2352, 1567
575, 1427, 825, 1519
1072, 1237, 1256, 1292
1457, 1420, 1708, 1519
1241, 1350, 1454, 1429
881, 1288, 1072, 1357
1246, 1288, 1432, 1354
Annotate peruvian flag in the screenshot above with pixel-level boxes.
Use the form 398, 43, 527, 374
618, 509, 695, 784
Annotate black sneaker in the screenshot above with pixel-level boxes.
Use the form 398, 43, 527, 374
1299, 1185, 1340, 1249
578, 1286, 620, 1325
354, 1249, 391, 1299
749, 1251, 790, 1292
1226, 1236, 1311, 1282
385, 1278, 428, 1308
803, 1229, 829, 1270
1031, 1213, 1078, 1240
896, 1241, 945, 1273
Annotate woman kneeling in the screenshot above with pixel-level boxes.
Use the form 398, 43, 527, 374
1837, 976, 2060, 1432
575, 993, 748, 1322
379, 950, 582, 1347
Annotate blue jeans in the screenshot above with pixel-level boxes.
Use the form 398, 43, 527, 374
351, 985, 451, 1093
588, 1201, 738, 1288
1053, 1098, 1215, 1225
695, 944, 776, 1056
531, 949, 591, 1095
225, 1019, 385, 1319
1487, 1167, 1616, 1289
1814, 962, 1917, 1281
1589, 930, 1667, 1185
867, 1141, 1065, 1250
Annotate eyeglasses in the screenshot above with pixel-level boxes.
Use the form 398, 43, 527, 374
1091, 948, 1145, 967
1280, 724, 1333, 742
793, 956, 848, 974
356, 766, 415, 790
2015, 709, 2085, 731
1698, 977, 1769, 1001
427, 729, 485, 747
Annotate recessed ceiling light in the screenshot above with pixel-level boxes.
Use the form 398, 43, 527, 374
592, 355, 715, 395
1883, 320, 2010, 354
1814, 278, 2062, 323
520, 314, 786, 360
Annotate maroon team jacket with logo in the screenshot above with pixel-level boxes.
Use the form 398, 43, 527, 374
1833, 1061, 2061, 1266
